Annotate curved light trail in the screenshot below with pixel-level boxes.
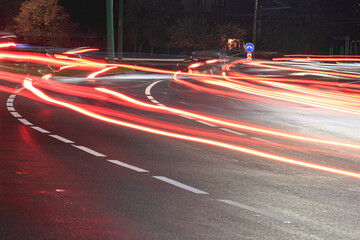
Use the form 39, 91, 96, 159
22, 78, 360, 180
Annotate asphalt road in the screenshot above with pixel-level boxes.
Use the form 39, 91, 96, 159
1, 62, 360, 240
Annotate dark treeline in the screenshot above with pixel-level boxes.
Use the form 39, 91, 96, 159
1, 0, 359, 54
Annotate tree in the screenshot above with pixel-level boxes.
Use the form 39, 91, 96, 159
167, 17, 213, 54
13, 0, 76, 46
215, 23, 247, 49
0, 0, 23, 30
124, 0, 184, 53
257, 0, 359, 53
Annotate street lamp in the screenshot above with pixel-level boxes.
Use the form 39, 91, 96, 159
118, 0, 123, 60
252, 0, 259, 46
106, 0, 115, 62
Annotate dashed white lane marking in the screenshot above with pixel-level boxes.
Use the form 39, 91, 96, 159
145, 80, 251, 138
108, 160, 149, 173
49, 135, 74, 144
17, 118, 33, 126
153, 176, 209, 194
10, 112, 22, 118
219, 128, 246, 136
250, 137, 274, 144
150, 100, 160, 104
196, 120, 217, 127
72, 145, 107, 157
31, 126, 50, 134
218, 199, 291, 223
6, 88, 293, 222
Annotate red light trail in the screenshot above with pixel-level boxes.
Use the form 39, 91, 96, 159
0, 42, 16, 48
95, 85, 360, 151
1, 50, 360, 179
22, 78, 360, 180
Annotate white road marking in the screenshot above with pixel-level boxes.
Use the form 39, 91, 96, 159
49, 135, 74, 144
180, 115, 195, 120
151, 100, 160, 104
72, 145, 107, 157
250, 137, 274, 144
290, 72, 339, 78
147, 96, 154, 100
10, 112, 21, 118
31, 126, 50, 134
9, 94, 16, 99
218, 199, 291, 223
7, 98, 14, 103
196, 120, 217, 127
153, 176, 209, 194
145, 80, 163, 95
7, 107, 15, 111
6, 102, 13, 107
248, 68, 278, 72
254, 75, 283, 78
17, 118, 33, 126
107, 160, 149, 173
219, 128, 246, 135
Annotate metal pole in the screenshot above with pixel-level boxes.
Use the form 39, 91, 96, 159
118, 0, 124, 60
106, 0, 115, 62
252, 0, 259, 45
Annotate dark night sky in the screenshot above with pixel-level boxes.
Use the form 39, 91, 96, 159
58, 0, 106, 35
0, 0, 359, 52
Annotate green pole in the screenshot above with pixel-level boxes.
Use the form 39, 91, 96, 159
106, 0, 115, 62
118, 0, 124, 60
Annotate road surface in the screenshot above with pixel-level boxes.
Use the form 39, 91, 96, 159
1, 58, 360, 239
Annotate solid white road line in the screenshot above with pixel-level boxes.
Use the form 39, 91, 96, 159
145, 80, 163, 95
72, 145, 107, 157
17, 118, 33, 126
10, 112, 21, 118
180, 115, 195, 120
30, 126, 50, 134
218, 199, 291, 223
219, 128, 246, 136
49, 135, 74, 144
153, 176, 209, 194
107, 160, 149, 173
250, 137, 274, 144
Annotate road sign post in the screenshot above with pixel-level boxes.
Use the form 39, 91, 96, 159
245, 43, 255, 62
247, 52, 252, 62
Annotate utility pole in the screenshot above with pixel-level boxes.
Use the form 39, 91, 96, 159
106, 0, 115, 62
118, 0, 124, 60
252, 0, 259, 46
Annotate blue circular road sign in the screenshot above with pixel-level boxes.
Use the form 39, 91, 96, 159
245, 43, 255, 53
